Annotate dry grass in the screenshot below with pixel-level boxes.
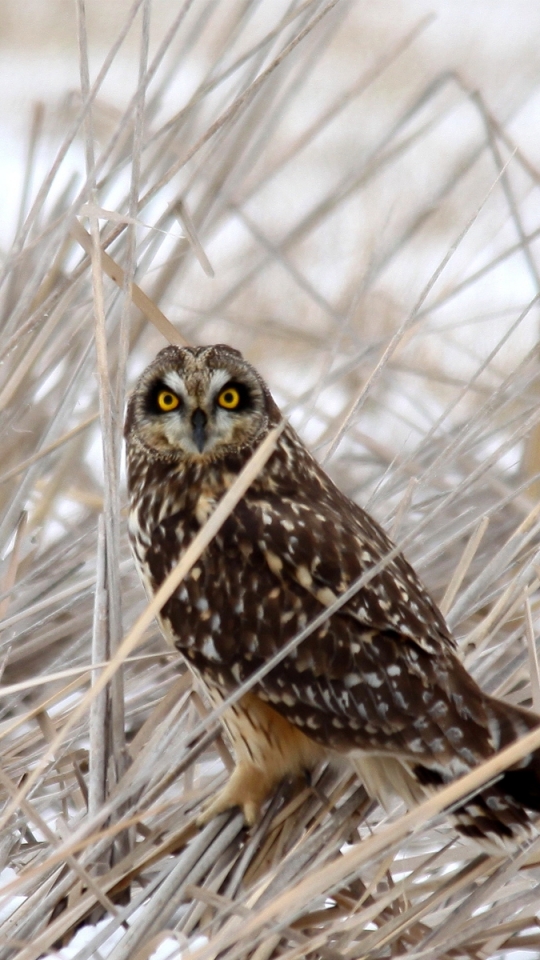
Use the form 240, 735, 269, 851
2, 2, 540, 957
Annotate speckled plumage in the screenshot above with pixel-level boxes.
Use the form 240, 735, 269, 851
125, 344, 540, 845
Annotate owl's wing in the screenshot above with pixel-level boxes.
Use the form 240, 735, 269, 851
232, 489, 455, 655
221, 494, 490, 764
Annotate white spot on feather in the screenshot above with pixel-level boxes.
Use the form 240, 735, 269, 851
195, 493, 216, 525
201, 637, 218, 660
281, 693, 296, 707
317, 587, 337, 606
296, 565, 313, 589
265, 551, 283, 574
365, 672, 383, 688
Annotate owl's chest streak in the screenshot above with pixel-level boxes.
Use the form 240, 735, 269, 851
134, 494, 382, 700
138, 504, 315, 671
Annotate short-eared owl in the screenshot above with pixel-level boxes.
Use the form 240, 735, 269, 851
125, 344, 540, 845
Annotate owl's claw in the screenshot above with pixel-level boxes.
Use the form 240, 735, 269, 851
196, 762, 274, 828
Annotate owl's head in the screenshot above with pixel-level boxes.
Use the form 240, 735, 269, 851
125, 344, 279, 461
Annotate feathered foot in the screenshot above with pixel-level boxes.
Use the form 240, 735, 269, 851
196, 761, 277, 827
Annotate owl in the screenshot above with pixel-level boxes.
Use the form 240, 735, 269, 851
125, 344, 540, 847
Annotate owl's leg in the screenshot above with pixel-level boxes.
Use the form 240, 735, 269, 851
196, 692, 326, 828
197, 761, 278, 827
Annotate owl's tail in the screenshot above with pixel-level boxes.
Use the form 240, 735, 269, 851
349, 688, 540, 853
454, 697, 540, 848
415, 696, 540, 850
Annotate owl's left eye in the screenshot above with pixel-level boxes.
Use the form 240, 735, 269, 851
157, 390, 180, 412
217, 387, 240, 409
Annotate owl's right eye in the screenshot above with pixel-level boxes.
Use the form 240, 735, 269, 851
157, 390, 180, 412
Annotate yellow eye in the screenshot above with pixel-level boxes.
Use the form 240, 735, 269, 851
157, 390, 180, 412
217, 387, 241, 409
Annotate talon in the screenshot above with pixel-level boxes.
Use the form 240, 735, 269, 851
196, 762, 274, 828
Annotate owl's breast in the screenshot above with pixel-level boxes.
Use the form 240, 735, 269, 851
127, 468, 361, 700
159, 531, 287, 661
129, 503, 318, 679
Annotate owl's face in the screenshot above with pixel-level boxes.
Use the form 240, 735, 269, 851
125, 344, 277, 461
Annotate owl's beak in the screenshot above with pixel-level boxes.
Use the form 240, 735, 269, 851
191, 408, 208, 452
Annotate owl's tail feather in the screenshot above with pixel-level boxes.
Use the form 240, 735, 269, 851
351, 697, 540, 851
487, 698, 540, 807
416, 697, 540, 851
455, 697, 540, 849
